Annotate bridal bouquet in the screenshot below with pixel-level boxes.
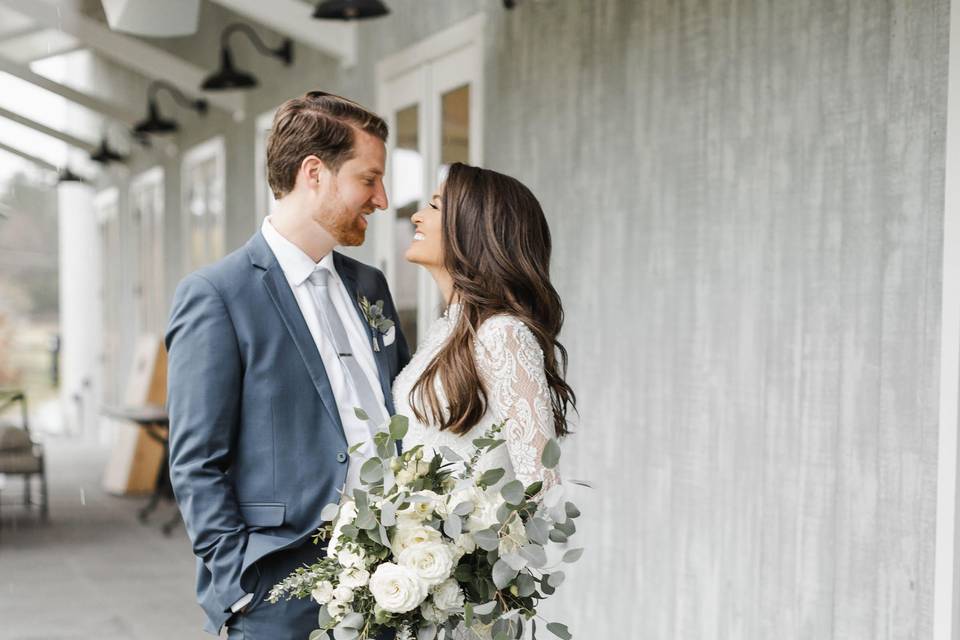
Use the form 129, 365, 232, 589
268, 411, 584, 640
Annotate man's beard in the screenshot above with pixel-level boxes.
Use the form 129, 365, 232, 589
320, 205, 367, 246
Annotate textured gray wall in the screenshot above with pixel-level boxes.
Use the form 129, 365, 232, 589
95, 0, 948, 637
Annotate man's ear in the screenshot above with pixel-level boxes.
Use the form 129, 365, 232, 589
296, 155, 331, 190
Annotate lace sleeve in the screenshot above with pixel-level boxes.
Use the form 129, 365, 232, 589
475, 316, 560, 491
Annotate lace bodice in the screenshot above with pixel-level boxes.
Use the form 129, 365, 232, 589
392, 306, 560, 491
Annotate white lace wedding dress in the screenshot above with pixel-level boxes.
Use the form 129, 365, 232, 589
392, 304, 560, 492
392, 304, 560, 639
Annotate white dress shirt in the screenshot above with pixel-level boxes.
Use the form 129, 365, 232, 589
230, 219, 388, 614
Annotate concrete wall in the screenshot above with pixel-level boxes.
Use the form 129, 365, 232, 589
92, 0, 947, 637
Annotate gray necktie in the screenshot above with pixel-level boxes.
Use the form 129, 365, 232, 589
306, 268, 388, 430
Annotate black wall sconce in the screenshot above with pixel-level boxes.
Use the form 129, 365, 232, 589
201, 23, 293, 91
90, 138, 126, 164
313, 0, 390, 20
134, 80, 208, 135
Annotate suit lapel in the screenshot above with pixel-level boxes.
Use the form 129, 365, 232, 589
248, 233, 346, 441
334, 253, 395, 415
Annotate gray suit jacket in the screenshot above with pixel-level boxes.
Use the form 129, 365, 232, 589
165, 230, 410, 634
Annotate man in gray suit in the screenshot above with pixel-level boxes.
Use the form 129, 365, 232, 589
166, 92, 409, 638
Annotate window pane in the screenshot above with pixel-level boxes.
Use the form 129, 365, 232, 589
441, 84, 470, 170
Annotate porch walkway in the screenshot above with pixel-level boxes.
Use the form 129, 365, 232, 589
0, 435, 208, 639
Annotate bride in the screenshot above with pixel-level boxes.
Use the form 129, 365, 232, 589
393, 160, 576, 503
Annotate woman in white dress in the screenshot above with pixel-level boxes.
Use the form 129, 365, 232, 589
392, 162, 576, 497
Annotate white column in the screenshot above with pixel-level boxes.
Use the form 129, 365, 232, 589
56, 181, 100, 436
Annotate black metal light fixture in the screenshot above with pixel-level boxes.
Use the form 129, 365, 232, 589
201, 23, 293, 91
57, 166, 88, 184
90, 138, 126, 164
133, 80, 208, 135
313, 0, 390, 20
503, 0, 518, 7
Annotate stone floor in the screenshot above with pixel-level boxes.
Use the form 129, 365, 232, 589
0, 436, 210, 639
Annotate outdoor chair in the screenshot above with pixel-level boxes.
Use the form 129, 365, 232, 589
0, 389, 48, 522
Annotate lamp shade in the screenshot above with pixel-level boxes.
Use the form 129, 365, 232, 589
133, 100, 178, 135
101, 0, 200, 36
201, 48, 258, 91
313, 0, 390, 20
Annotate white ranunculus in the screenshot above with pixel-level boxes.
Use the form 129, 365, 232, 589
310, 580, 334, 605
369, 563, 428, 613
332, 585, 354, 603
431, 578, 465, 613
338, 567, 370, 589
399, 490, 442, 521
398, 542, 455, 587
390, 523, 442, 557
327, 599, 352, 620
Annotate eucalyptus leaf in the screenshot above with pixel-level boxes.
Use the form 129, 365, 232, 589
443, 514, 462, 538
516, 572, 537, 597
501, 551, 527, 571
524, 480, 543, 497
317, 605, 334, 628
380, 500, 397, 526
473, 527, 500, 552
389, 414, 409, 440
564, 502, 581, 519
333, 625, 359, 640
500, 480, 525, 505
479, 468, 506, 486
417, 623, 437, 640
341, 612, 365, 629
353, 407, 369, 421
541, 439, 561, 469
525, 517, 550, 545
439, 446, 463, 461
493, 558, 519, 588
464, 602, 474, 627
348, 441, 365, 455
556, 519, 576, 536
355, 509, 376, 530
473, 600, 497, 616
563, 547, 584, 563
546, 622, 572, 640
452, 500, 474, 516
548, 571, 566, 588
549, 529, 568, 543
310, 630, 327, 640
320, 502, 340, 522
360, 457, 385, 484
519, 543, 547, 568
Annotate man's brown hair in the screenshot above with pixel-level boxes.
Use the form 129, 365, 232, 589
266, 91, 388, 199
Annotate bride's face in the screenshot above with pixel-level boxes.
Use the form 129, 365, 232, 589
406, 186, 443, 267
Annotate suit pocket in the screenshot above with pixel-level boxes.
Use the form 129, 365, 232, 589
238, 502, 285, 527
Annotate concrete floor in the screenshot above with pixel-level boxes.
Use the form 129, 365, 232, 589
0, 436, 210, 640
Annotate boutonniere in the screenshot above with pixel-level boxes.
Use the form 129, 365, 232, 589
358, 295, 394, 352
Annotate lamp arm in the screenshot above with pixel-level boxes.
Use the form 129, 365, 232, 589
147, 80, 208, 114
222, 22, 292, 62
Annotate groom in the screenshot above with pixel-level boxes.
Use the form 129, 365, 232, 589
166, 91, 409, 638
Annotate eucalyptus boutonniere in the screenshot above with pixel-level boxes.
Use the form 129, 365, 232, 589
358, 295, 394, 352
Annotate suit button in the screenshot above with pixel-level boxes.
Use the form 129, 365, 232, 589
336, 452, 347, 463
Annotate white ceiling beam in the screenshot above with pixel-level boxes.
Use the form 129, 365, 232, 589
0, 0, 244, 115
0, 55, 142, 126
0, 105, 97, 153
0, 138, 58, 171
207, 0, 357, 67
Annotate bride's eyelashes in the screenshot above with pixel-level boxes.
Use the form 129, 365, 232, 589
429, 202, 439, 210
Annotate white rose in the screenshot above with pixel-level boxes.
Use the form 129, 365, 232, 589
338, 567, 370, 589
467, 490, 503, 532
310, 580, 334, 605
390, 523, 442, 557
337, 544, 367, 569
431, 578, 465, 613
327, 599, 352, 620
369, 563, 428, 613
332, 585, 354, 603
398, 542, 455, 587
396, 466, 417, 488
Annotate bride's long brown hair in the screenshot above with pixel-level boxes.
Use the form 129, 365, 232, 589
408, 162, 575, 437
